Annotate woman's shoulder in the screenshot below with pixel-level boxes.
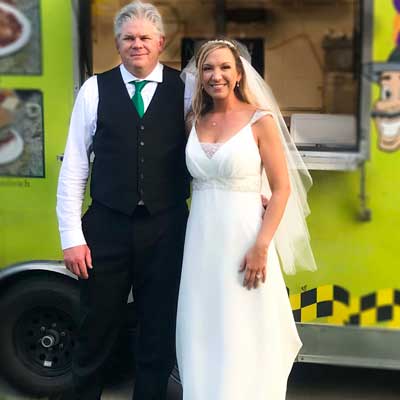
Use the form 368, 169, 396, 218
250, 108, 278, 143
241, 103, 257, 115
250, 108, 274, 125
238, 103, 273, 121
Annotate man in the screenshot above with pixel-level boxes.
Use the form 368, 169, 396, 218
56, 1, 190, 399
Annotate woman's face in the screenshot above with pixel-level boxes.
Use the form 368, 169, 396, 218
200, 47, 242, 101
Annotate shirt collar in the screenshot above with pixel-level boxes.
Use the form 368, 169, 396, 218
120, 62, 164, 84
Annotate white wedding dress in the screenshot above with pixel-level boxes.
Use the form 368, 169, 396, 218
176, 110, 302, 400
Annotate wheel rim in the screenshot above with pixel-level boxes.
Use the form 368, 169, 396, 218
14, 307, 77, 377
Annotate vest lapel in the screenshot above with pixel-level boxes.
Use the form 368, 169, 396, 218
142, 68, 169, 121
115, 67, 142, 119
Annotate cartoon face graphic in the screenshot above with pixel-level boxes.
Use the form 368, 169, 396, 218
372, 71, 400, 152
368, 3, 400, 153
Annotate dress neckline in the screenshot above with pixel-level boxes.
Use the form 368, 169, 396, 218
191, 109, 269, 160
193, 109, 261, 146
199, 142, 223, 159
193, 123, 250, 160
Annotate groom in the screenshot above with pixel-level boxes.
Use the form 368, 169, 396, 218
56, 1, 190, 399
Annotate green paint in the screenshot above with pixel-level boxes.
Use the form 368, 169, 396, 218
287, 1, 400, 328
0, 0, 399, 332
0, 0, 74, 266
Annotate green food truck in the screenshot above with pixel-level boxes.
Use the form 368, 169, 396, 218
0, 0, 399, 396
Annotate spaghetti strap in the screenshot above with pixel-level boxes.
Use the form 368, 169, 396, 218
250, 109, 273, 125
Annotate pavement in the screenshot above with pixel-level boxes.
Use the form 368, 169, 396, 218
1, 363, 400, 399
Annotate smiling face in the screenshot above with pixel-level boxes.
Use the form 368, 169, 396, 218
372, 71, 400, 152
115, 18, 165, 78
200, 47, 242, 102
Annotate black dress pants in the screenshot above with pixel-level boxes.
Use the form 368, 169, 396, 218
71, 201, 188, 400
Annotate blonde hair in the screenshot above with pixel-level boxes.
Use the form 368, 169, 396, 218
114, 1, 165, 38
191, 39, 253, 122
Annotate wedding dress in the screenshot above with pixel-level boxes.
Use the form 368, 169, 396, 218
176, 110, 302, 400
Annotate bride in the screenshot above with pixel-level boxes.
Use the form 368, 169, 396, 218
176, 39, 316, 400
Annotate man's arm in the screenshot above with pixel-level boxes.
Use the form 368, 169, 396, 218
56, 77, 98, 279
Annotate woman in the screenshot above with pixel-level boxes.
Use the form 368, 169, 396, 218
176, 39, 316, 400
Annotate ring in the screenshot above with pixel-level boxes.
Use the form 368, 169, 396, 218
256, 273, 261, 279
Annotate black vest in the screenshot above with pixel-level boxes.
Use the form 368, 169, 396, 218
90, 65, 190, 215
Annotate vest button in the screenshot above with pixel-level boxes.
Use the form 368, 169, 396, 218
141, 158, 144, 163
140, 141, 144, 146
140, 125, 145, 130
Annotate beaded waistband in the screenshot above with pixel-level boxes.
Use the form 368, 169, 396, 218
192, 176, 261, 192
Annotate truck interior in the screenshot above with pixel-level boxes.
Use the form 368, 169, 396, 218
87, 0, 370, 170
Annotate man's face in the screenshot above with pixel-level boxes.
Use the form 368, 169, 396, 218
116, 18, 165, 78
372, 71, 400, 152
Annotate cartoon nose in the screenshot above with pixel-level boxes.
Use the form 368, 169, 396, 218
375, 100, 400, 111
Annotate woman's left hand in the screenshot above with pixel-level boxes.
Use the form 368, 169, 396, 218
239, 244, 267, 290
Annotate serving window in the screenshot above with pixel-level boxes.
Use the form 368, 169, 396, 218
91, 0, 372, 170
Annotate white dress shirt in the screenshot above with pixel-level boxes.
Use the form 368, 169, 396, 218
56, 63, 164, 250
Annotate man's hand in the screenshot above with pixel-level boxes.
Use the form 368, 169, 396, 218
63, 245, 92, 279
261, 194, 269, 215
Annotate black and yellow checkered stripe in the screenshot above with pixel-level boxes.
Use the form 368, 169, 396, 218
289, 285, 400, 327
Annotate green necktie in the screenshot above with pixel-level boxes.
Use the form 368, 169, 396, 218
130, 80, 149, 118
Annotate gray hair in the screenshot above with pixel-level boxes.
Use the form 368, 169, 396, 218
114, 1, 165, 38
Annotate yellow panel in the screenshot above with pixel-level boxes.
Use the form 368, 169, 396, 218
290, 294, 301, 310
301, 304, 317, 322
388, 306, 400, 328
377, 288, 394, 306
349, 297, 360, 314
317, 284, 333, 302
360, 309, 377, 326
327, 315, 345, 325
333, 301, 349, 323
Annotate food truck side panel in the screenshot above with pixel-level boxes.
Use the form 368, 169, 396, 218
286, 0, 400, 368
0, 0, 76, 267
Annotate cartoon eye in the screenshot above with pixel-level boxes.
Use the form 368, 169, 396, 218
381, 87, 392, 100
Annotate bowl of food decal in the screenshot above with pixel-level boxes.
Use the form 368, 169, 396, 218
0, 91, 23, 165
0, 127, 23, 165
0, 2, 31, 57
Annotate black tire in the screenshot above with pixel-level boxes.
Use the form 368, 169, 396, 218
0, 274, 80, 397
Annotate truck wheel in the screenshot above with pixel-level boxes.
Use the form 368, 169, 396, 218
0, 275, 79, 396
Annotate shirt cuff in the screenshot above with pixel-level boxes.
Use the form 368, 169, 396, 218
60, 229, 87, 250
